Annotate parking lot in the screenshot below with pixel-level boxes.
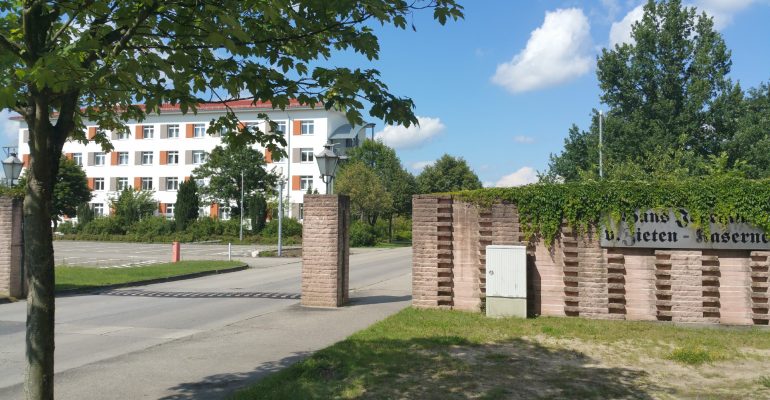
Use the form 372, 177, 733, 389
53, 241, 274, 268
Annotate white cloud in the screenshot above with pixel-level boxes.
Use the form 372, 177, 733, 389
410, 160, 434, 173
375, 116, 445, 150
693, 0, 757, 29
491, 8, 593, 93
496, 167, 539, 187
610, 1, 760, 47
0, 110, 20, 147
513, 135, 535, 144
609, 5, 644, 47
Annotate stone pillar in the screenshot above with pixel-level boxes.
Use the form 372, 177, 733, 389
301, 194, 350, 307
0, 196, 24, 298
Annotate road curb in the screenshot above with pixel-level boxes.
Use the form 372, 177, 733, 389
55, 264, 250, 297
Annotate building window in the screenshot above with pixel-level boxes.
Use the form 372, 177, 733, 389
192, 150, 207, 164
141, 151, 154, 165
167, 124, 179, 138
117, 152, 129, 165
193, 123, 206, 138
300, 176, 313, 191
167, 151, 179, 165
166, 177, 179, 191
298, 203, 304, 220
117, 131, 129, 140
300, 148, 314, 163
165, 203, 175, 216
143, 125, 154, 139
94, 152, 106, 166
274, 121, 287, 135
92, 203, 104, 216
300, 120, 314, 135
141, 177, 153, 190
72, 153, 82, 166
116, 177, 129, 190
195, 178, 205, 187
94, 178, 105, 191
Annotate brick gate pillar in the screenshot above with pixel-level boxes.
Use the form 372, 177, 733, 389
301, 194, 350, 307
0, 196, 24, 298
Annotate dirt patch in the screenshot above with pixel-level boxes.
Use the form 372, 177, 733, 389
439, 336, 770, 399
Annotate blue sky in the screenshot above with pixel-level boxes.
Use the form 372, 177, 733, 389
3, 1, 770, 186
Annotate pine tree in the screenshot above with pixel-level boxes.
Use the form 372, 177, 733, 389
175, 179, 200, 231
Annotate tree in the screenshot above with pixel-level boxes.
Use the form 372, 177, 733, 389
728, 83, 770, 179
345, 139, 416, 239
174, 179, 200, 231
19, 156, 92, 228
548, 0, 743, 181
416, 154, 482, 194
247, 192, 268, 234
336, 161, 393, 226
109, 189, 157, 226
193, 144, 274, 216
0, 1, 461, 395
75, 202, 95, 229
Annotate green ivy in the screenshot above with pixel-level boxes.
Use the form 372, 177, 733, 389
453, 177, 770, 245
0, 186, 24, 199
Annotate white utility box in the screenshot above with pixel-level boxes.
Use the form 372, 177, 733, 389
485, 245, 527, 318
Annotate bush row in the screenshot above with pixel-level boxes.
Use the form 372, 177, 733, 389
58, 216, 303, 243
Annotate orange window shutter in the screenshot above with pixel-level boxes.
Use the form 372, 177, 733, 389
87, 178, 94, 190
110, 152, 118, 165
292, 175, 300, 190
238, 122, 245, 131
159, 203, 167, 214
210, 203, 219, 219
185, 124, 194, 138
184, 176, 190, 182
134, 177, 141, 190
135, 125, 143, 140
264, 149, 272, 163
293, 120, 302, 136
88, 127, 97, 139
22, 154, 29, 167
65, 153, 73, 160
160, 151, 167, 165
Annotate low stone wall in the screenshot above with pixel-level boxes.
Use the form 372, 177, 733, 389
412, 195, 770, 326
0, 196, 24, 298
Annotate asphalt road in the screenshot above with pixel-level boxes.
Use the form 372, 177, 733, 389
0, 246, 413, 399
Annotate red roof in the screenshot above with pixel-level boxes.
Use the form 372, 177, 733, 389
9, 99, 319, 121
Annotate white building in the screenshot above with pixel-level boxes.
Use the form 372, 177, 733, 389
15, 100, 370, 220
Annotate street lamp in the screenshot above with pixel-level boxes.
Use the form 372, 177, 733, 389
315, 141, 340, 194
277, 172, 286, 257
2, 152, 23, 186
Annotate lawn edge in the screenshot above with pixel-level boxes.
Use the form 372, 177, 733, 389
55, 263, 249, 296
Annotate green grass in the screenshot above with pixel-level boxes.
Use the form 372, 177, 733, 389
55, 260, 244, 291
759, 376, 770, 388
232, 308, 770, 400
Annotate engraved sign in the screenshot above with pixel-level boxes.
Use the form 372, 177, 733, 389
600, 209, 770, 250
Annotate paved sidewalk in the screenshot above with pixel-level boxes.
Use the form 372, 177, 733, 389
0, 248, 411, 399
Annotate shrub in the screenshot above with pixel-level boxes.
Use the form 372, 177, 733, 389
57, 221, 78, 235
350, 220, 376, 247
186, 217, 223, 239
129, 216, 175, 238
80, 217, 126, 235
262, 217, 302, 237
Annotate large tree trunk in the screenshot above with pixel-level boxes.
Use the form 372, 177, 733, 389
24, 171, 56, 400
23, 103, 63, 400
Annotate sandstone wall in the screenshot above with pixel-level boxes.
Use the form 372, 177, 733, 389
0, 196, 24, 298
412, 195, 770, 326
301, 194, 350, 307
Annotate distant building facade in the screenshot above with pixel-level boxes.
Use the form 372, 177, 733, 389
15, 100, 370, 220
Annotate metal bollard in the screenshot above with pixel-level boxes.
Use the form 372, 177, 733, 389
228, 243, 232, 261
172, 241, 181, 263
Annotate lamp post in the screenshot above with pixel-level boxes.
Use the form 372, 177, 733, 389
277, 174, 286, 257
315, 141, 341, 195
2, 152, 23, 186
